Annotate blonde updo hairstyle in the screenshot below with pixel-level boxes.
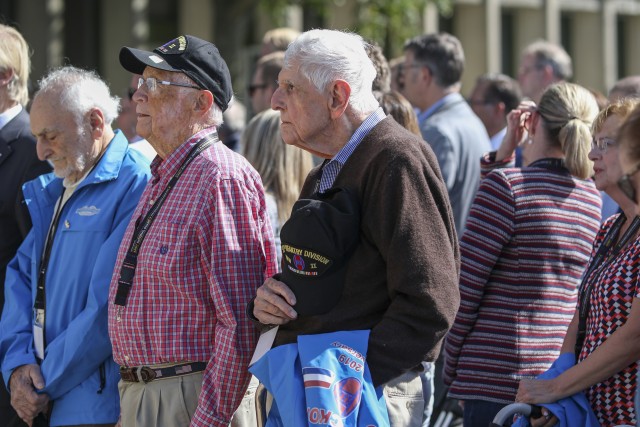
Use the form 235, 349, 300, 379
536, 82, 599, 179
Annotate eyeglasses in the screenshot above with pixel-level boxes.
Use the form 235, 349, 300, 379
127, 87, 136, 100
591, 137, 617, 153
248, 83, 268, 96
137, 77, 201, 92
618, 163, 640, 203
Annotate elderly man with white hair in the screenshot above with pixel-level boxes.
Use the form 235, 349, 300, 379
250, 29, 460, 426
109, 35, 277, 427
0, 66, 150, 426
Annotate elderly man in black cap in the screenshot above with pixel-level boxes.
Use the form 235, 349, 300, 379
108, 35, 278, 427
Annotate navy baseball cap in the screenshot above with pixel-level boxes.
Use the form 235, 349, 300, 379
279, 187, 360, 316
119, 35, 233, 111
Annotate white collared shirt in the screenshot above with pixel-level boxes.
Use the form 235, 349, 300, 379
490, 127, 507, 151
0, 104, 23, 131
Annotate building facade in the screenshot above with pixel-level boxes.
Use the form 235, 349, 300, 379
1, 0, 639, 106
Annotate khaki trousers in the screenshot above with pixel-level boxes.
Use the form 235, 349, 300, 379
118, 372, 203, 427
118, 372, 258, 427
230, 375, 261, 427
383, 369, 425, 427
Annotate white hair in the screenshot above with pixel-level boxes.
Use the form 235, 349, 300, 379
36, 66, 120, 127
284, 29, 379, 114
173, 72, 224, 127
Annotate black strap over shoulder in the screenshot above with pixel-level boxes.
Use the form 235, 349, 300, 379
114, 133, 217, 307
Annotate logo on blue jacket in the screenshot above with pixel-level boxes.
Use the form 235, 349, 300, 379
76, 205, 101, 216
334, 377, 362, 417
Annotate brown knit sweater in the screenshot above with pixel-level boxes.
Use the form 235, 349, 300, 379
274, 116, 460, 386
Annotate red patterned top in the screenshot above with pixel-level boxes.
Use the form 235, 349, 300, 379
579, 214, 640, 426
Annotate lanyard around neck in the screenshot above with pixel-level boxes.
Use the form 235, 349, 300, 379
575, 214, 640, 357
33, 188, 67, 317
33, 145, 108, 318
114, 133, 217, 308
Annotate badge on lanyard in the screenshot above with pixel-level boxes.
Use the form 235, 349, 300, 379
33, 309, 45, 360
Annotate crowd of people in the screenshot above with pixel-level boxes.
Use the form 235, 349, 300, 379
0, 16, 640, 427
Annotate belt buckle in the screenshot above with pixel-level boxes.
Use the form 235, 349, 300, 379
138, 366, 156, 383
119, 367, 137, 382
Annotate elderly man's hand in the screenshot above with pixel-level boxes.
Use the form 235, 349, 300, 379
9, 364, 50, 426
253, 276, 298, 325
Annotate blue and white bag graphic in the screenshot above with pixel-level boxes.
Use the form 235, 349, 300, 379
249, 330, 389, 427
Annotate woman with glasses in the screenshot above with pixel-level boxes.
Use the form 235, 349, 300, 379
618, 102, 640, 427
443, 82, 603, 426
516, 98, 640, 427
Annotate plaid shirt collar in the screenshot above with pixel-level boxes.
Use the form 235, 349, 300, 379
150, 126, 218, 182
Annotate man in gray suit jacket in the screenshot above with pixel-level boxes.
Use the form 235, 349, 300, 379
0, 24, 51, 427
403, 33, 491, 235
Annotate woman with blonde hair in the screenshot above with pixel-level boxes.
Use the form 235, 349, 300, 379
443, 83, 603, 426
241, 109, 313, 263
515, 98, 640, 426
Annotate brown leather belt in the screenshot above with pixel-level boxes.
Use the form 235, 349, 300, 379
119, 362, 207, 383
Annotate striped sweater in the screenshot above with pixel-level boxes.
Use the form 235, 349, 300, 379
443, 154, 602, 403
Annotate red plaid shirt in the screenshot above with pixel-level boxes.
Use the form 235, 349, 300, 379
108, 128, 277, 427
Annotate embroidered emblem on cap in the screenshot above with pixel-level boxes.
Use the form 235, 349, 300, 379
156, 35, 188, 54
282, 244, 332, 277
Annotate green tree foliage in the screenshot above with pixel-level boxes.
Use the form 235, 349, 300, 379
258, 0, 452, 59
356, 0, 430, 58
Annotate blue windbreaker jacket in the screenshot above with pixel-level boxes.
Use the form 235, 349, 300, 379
512, 353, 600, 427
0, 131, 150, 426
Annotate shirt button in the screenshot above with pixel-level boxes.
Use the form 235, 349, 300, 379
64, 220, 70, 228
124, 355, 130, 362
149, 199, 154, 206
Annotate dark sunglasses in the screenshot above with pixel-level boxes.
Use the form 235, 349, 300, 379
618, 163, 640, 203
